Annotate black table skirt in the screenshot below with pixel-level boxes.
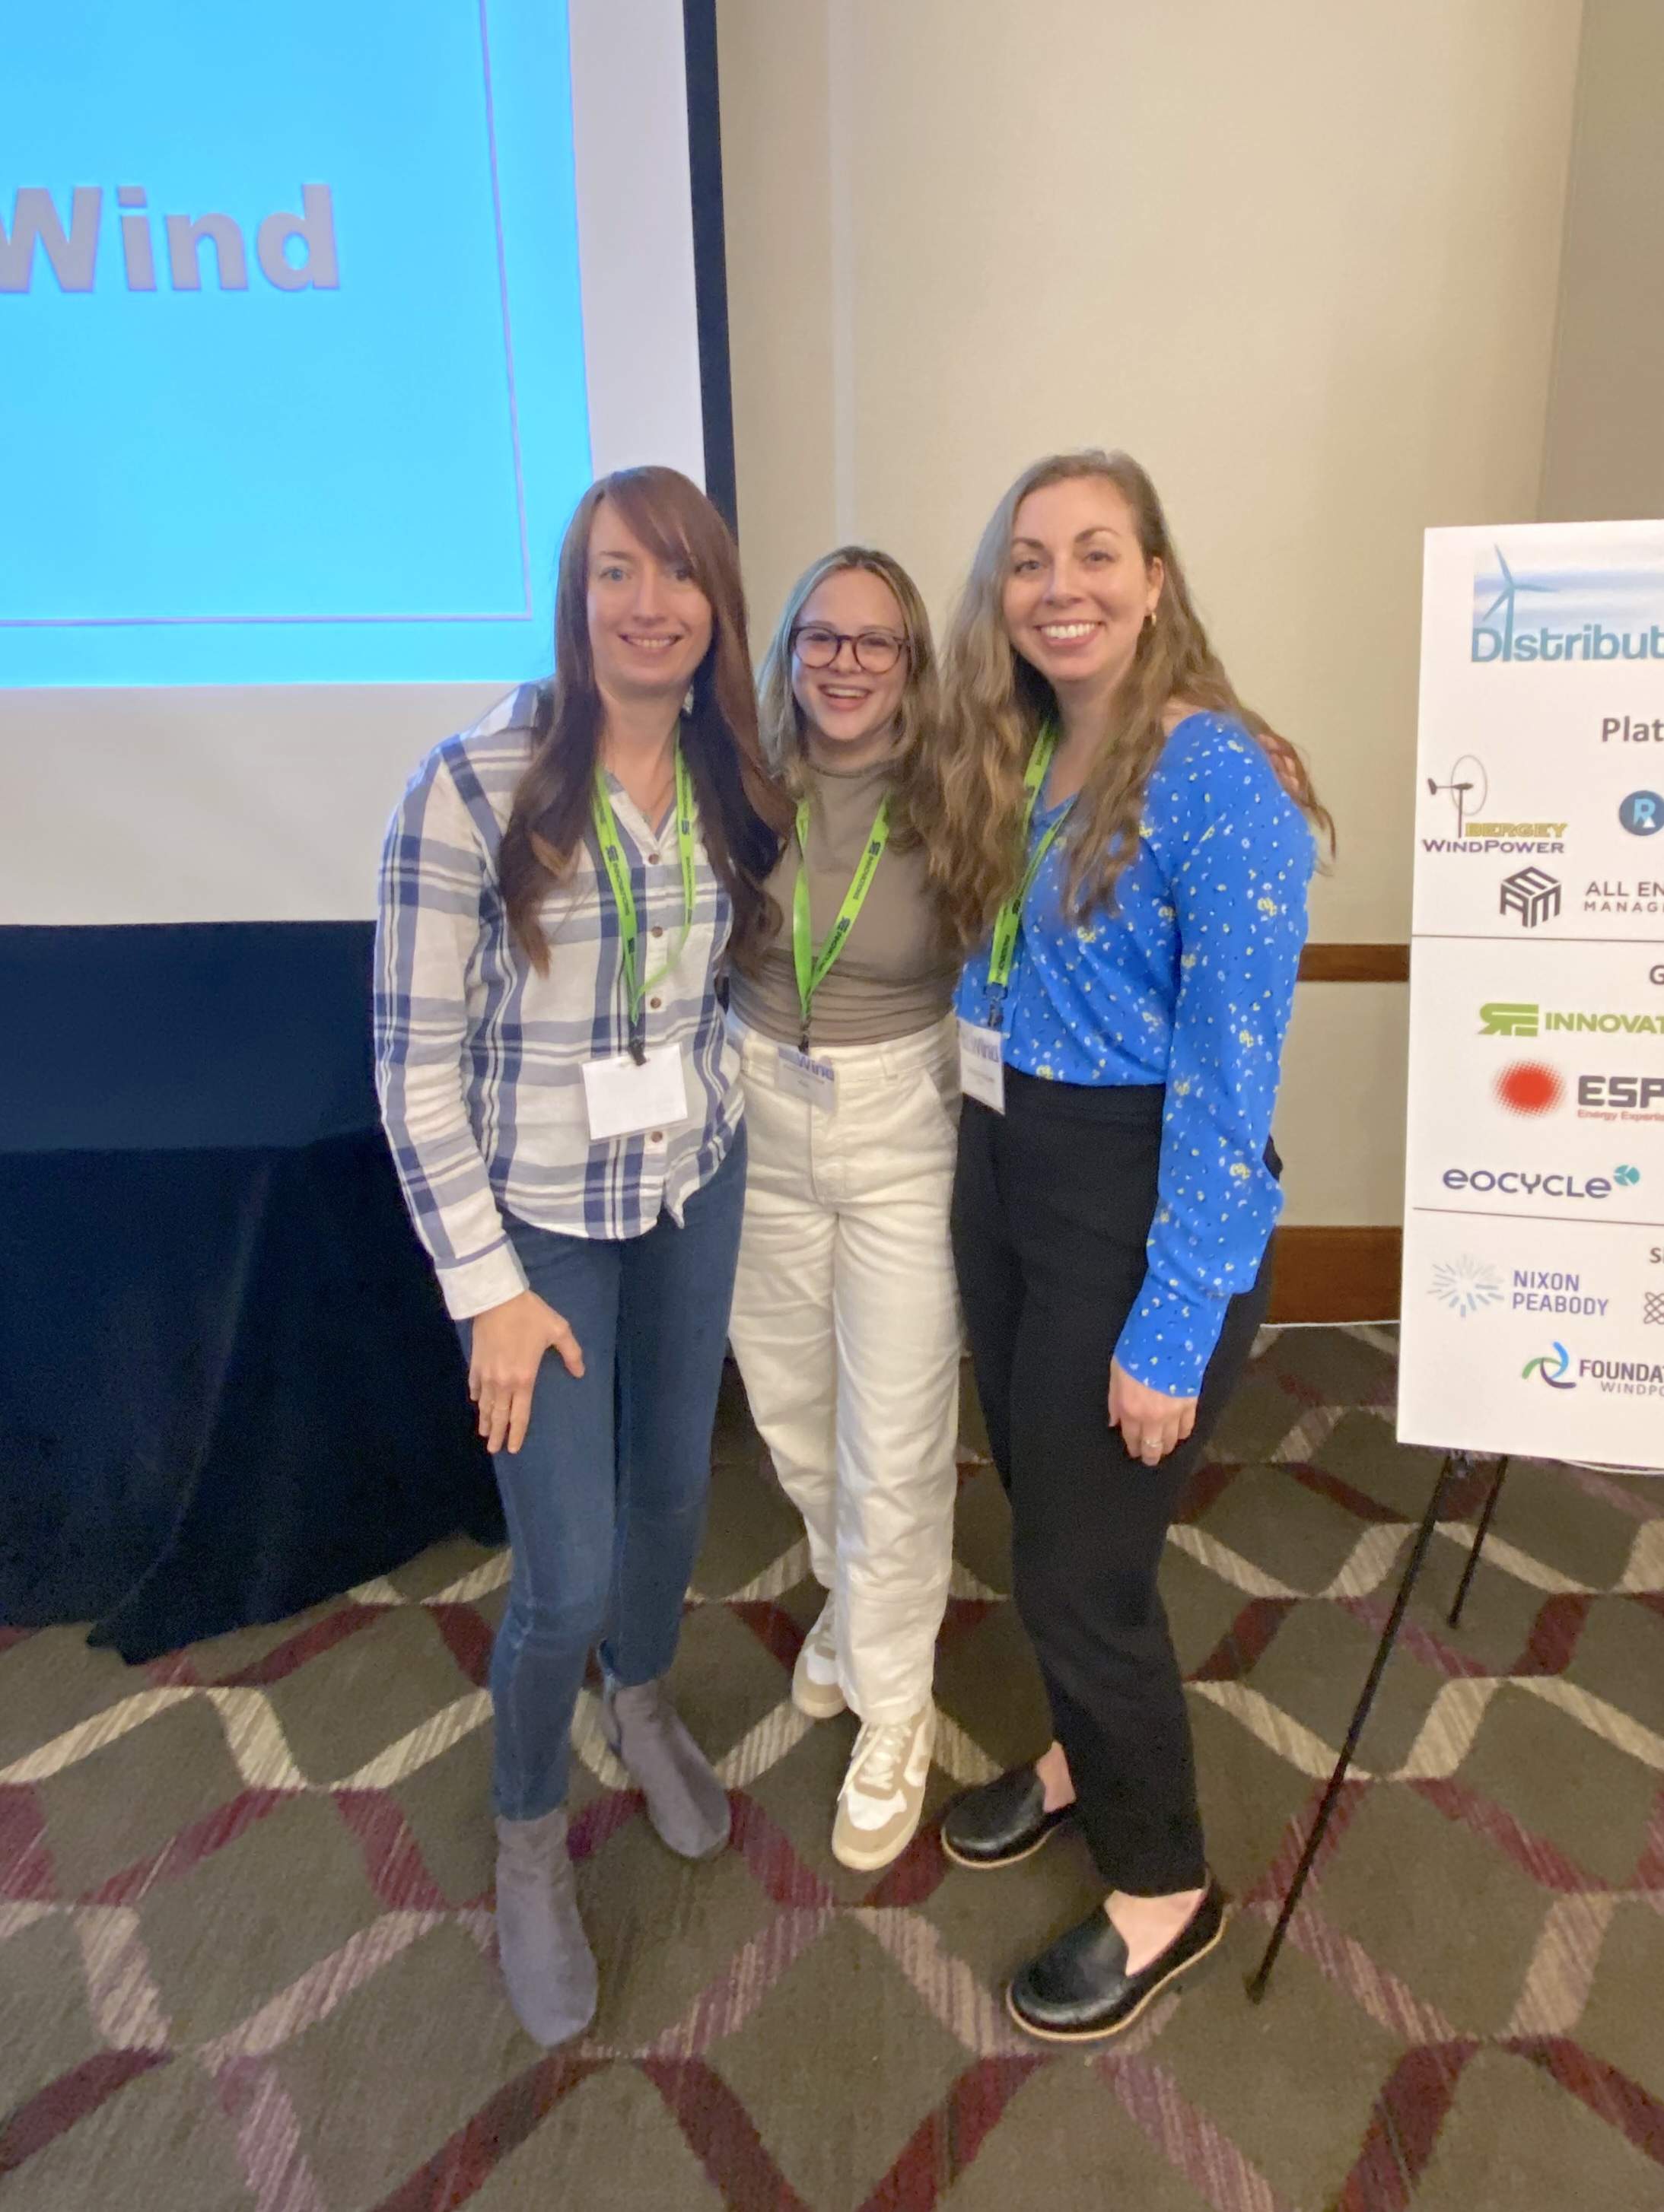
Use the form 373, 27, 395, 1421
0, 921, 501, 1663
0, 1128, 501, 1661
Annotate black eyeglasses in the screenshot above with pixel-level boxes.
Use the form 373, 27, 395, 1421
791, 625, 908, 675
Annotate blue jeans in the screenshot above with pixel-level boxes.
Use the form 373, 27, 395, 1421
459, 1133, 746, 1820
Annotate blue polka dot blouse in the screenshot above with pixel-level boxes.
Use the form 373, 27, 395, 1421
956, 712, 1314, 1397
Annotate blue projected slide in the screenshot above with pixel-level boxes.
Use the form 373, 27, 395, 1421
0, 0, 590, 685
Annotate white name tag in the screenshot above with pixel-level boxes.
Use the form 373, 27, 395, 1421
582, 1045, 690, 1142
776, 1044, 837, 1111
956, 1019, 1005, 1114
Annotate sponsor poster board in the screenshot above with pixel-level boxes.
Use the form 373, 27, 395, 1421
1398, 521, 1664, 1471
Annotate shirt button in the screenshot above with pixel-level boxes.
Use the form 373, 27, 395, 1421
649, 996, 663, 1010
651, 925, 664, 939
648, 853, 662, 866
649, 1130, 663, 1143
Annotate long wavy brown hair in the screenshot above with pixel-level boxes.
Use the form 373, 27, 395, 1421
755, 545, 939, 847
499, 467, 789, 970
918, 450, 1333, 947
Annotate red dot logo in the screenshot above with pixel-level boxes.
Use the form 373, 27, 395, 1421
1495, 1061, 1562, 1115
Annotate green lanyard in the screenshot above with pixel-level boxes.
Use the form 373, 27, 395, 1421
791, 791, 892, 1050
590, 745, 698, 1061
984, 726, 1067, 1030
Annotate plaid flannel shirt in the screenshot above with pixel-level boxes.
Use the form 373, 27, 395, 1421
374, 685, 741, 1319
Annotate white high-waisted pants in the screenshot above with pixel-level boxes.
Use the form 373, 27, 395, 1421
728, 1013, 962, 1724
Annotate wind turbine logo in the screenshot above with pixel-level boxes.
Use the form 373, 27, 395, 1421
1426, 753, 1488, 839
1475, 545, 1554, 661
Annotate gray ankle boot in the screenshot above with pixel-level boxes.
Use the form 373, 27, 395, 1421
602, 1676, 730, 1859
493, 1807, 598, 2046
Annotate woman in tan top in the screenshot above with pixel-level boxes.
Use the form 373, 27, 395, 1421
727, 548, 961, 1871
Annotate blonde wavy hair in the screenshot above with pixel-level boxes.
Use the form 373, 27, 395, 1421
918, 450, 1332, 947
756, 545, 940, 846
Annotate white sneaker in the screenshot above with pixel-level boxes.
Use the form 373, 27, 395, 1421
832, 1705, 937, 1870
792, 1596, 848, 1720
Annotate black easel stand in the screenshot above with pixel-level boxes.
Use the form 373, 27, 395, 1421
1246, 1445, 1510, 2002
1445, 1454, 1513, 1631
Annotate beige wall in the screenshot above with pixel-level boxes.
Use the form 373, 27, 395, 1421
715, 0, 1586, 1225
1539, 0, 1664, 522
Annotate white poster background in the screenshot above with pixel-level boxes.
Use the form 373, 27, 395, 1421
1398, 520, 1664, 1470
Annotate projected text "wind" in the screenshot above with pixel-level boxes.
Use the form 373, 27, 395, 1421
0, 186, 339, 293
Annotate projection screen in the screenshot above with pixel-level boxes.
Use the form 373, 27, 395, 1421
0, 0, 730, 930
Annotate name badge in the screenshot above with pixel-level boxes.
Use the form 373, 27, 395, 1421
956, 1019, 1005, 1114
582, 1045, 690, 1143
776, 1044, 837, 1111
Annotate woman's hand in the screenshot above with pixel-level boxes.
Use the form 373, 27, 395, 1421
1109, 1360, 1196, 1467
468, 1289, 585, 1455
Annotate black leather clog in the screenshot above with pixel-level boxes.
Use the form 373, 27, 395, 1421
1006, 1880, 1230, 2043
940, 1764, 1079, 1869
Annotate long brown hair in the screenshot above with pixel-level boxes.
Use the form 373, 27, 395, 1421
755, 545, 939, 847
499, 466, 790, 969
918, 449, 1333, 946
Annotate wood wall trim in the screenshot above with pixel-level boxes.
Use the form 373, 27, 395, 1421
1297, 942, 1410, 984
1268, 1225, 1402, 1323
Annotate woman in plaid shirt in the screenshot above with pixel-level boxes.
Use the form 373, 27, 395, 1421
375, 468, 787, 2046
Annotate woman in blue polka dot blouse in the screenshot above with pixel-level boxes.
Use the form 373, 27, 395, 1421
916, 450, 1330, 2045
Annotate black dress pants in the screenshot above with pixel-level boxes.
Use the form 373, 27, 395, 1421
950, 1071, 1274, 1894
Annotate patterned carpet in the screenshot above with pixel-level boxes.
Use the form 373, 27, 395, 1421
4, 1325, 1664, 2211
